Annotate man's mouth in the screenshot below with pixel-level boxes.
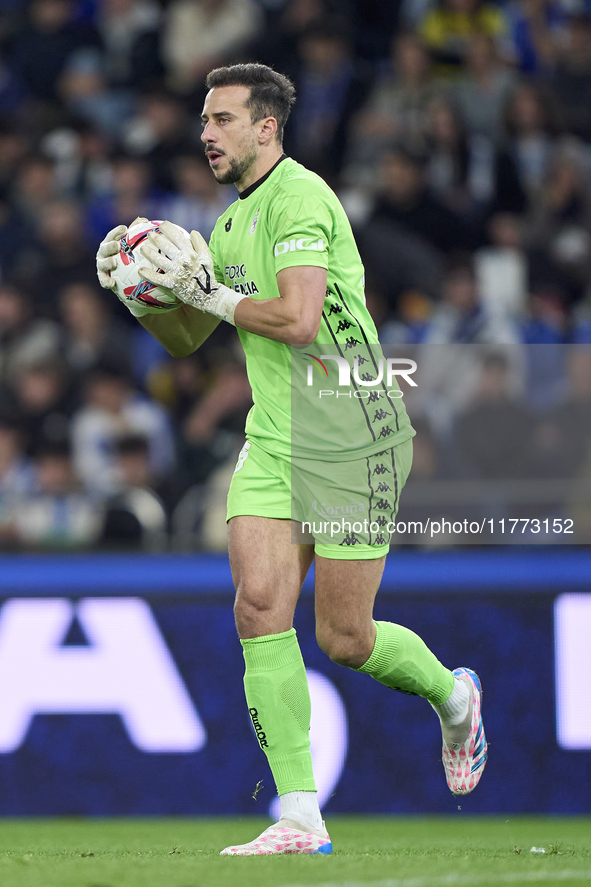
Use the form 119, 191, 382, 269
206, 150, 224, 166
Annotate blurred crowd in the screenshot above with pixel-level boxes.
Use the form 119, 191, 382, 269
0, 0, 590, 550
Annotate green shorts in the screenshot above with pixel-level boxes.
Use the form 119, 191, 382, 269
226, 437, 413, 560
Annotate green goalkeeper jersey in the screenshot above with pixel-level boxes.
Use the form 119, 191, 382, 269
208, 156, 414, 461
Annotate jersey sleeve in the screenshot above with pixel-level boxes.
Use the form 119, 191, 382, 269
267, 179, 336, 274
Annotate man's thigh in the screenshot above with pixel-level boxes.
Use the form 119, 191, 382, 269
228, 515, 314, 637
314, 553, 386, 640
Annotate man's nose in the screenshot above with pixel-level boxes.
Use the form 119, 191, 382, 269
201, 122, 215, 143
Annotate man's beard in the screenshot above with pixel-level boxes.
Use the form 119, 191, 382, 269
213, 145, 257, 185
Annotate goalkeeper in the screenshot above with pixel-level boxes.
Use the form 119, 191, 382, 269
96, 63, 487, 856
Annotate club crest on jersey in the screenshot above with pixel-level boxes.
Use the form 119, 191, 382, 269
249, 208, 260, 234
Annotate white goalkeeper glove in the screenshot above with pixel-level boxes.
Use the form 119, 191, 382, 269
138, 220, 247, 325
96, 223, 126, 291
96, 218, 180, 318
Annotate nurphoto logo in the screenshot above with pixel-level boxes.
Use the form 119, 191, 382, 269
303, 354, 417, 398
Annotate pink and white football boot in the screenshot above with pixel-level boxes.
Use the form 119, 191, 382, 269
220, 819, 332, 856
441, 667, 488, 795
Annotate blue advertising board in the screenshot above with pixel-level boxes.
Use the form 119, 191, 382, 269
0, 551, 589, 815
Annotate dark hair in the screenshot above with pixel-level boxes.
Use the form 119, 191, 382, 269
568, 12, 591, 30
117, 433, 149, 456
33, 439, 71, 461
205, 64, 296, 143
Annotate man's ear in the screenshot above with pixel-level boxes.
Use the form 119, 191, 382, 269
258, 116, 278, 145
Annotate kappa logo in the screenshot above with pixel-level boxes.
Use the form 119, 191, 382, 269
225, 218, 232, 232
274, 237, 324, 256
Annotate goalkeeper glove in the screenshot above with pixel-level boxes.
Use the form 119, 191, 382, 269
96, 218, 181, 317
138, 220, 247, 325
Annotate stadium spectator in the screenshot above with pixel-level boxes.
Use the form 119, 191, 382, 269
123, 91, 197, 192
58, 281, 132, 377
0, 47, 26, 113
453, 34, 516, 144
0, 128, 29, 201
178, 358, 252, 486
368, 145, 471, 254
419, 0, 508, 74
100, 433, 171, 549
550, 14, 591, 143
24, 200, 97, 307
0, 197, 33, 279
345, 33, 442, 185
12, 439, 103, 549
57, 124, 114, 204
70, 368, 176, 494
531, 345, 591, 478
289, 23, 372, 180
113, 432, 155, 491
357, 147, 454, 306
413, 259, 521, 433
86, 156, 153, 244
393, 415, 467, 540
502, 82, 561, 202
454, 351, 533, 479
380, 289, 434, 343
8, 0, 97, 103
474, 212, 529, 319
523, 139, 591, 305
504, 0, 567, 74
160, 352, 206, 420
424, 95, 496, 215
521, 290, 570, 346
162, 0, 263, 95
11, 155, 57, 228
0, 415, 34, 498
249, 0, 342, 77
414, 258, 520, 440
58, 47, 137, 138
10, 358, 76, 453
0, 284, 61, 385
94, 0, 163, 91
153, 153, 235, 241
424, 258, 521, 344
115, 430, 186, 510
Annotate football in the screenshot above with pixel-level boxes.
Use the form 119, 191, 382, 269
111, 219, 186, 310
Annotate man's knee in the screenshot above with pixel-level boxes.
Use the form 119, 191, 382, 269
316, 625, 373, 669
234, 586, 271, 627
234, 584, 294, 638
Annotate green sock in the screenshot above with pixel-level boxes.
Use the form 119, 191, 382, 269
356, 620, 454, 704
241, 628, 316, 795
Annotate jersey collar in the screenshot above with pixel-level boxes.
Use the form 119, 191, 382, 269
238, 154, 288, 200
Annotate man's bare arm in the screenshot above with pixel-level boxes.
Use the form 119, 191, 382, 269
139, 303, 221, 357
232, 265, 327, 346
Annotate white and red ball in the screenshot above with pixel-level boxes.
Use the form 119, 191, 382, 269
112, 219, 186, 309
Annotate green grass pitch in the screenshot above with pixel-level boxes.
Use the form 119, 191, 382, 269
0, 816, 590, 887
